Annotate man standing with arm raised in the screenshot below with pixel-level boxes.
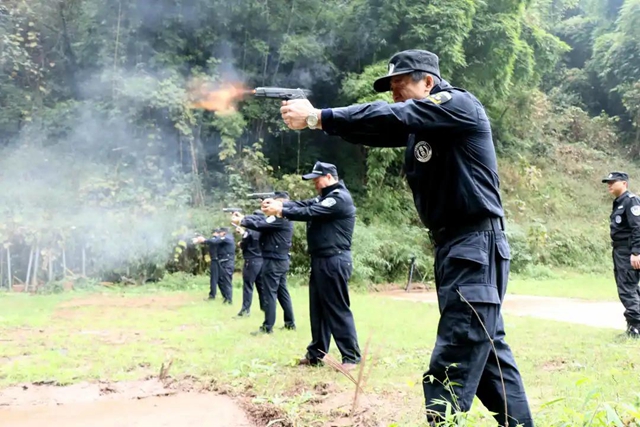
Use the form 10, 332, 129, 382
262, 161, 362, 371
278, 49, 533, 426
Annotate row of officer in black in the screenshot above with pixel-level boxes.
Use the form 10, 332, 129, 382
194, 208, 294, 329
195, 161, 363, 370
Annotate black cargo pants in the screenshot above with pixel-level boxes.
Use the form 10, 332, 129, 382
423, 225, 533, 427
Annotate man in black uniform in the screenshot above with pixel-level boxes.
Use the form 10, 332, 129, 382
195, 227, 235, 304
602, 171, 640, 338
232, 193, 296, 334
279, 49, 533, 426
236, 210, 266, 317
262, 161, 362, 370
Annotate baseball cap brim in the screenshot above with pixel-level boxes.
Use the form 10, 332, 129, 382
373, 69, 414, 93
302, 172, 324, 180
602, 178, 618, 183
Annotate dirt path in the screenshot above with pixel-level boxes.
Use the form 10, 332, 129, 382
0, 379, 255, 427
382, 290, 627, 330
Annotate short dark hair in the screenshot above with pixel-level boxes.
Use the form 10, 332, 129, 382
410, 70, 440, 86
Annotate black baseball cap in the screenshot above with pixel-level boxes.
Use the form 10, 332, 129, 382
602, 171, 629, 183
373, 49, 441, 93
274, 191, 290, 200
302, 161, 338, 180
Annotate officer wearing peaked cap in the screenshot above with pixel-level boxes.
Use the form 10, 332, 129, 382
194, 227, 235, 304
262, 161, 362, 371
279, 49, 533, 426
232, 192, 296, 334
602, 171, 640, 338
236, 210, 266, 317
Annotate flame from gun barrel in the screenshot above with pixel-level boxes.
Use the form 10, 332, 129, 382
187, 78, 255, 113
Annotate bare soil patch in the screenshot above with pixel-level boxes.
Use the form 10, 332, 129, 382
0, 378, 254, 427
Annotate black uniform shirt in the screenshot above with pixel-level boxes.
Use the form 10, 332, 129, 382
281, 180, 356, 257
320, 80, 503, 232
206, 234, 235, 262
240, 214, 293, 260
240, 229, 262, 259
610, 190, 640, 254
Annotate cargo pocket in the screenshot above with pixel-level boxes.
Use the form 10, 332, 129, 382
496, 236, 511, 261
444, 232, 490, 285
456, 284, 501, 343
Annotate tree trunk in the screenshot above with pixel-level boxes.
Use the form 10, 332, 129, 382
62, 247, 67, 277
32, 246, 40, 289
5, 246, 11, 289
82, 246, 86, 276
25, 246, 34, 291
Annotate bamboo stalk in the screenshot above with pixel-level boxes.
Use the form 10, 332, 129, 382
62, 247, 67, 278
6, 245, 12, 289
82, 246, 86, 276
25, 246, 34, 292
0, 248, 4, 289
31, 246, 39, 289
48, 251, 53, 283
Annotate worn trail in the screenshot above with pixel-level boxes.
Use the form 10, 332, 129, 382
383, 290, 626, 330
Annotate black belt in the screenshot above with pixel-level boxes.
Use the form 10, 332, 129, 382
429, 217, 505, 247
612, 240, 629, 248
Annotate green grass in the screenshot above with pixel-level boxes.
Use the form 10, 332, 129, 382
0, 274, 639, 426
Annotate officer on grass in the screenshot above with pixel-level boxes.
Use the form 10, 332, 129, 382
278, 49, 534, 426
262, 161, 362, 371
236, 210, 266, 317
194, 227, 234, 304
231, 193, 296, 335
602, 171, 640, 338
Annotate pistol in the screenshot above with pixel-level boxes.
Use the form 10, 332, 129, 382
252, 87, 311, 100
222, 208, 243, 213
247, 192, 276, 200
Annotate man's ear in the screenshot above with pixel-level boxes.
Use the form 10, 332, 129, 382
425, 75, 436, 92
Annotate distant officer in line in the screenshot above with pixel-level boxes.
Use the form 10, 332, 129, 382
194, 227, 235, 304
279, 49, 533, 426
236, 210, 266, 317
602, 171, 640, 338
232, 192, 296, 334
262, 161, 361, 370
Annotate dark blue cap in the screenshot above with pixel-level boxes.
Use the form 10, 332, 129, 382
602, 171, 629, 183
302, 161, 338, 180
374, 49, 441, 93
274, 191, 290, 200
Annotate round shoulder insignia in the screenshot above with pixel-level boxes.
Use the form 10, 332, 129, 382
321, 197, 337, 207
243, 231, 249, 238
414, 141, 432, 163
266, 216, 276, 223
616, 215, 622, 224
631, 205, 640, 216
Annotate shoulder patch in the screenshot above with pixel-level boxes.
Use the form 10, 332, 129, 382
321, 197, 337, 208
243, 231, 249, 238
425, 91, 452, 105
331, 189, 340, 194
266, 216, 276, 223
631, 206, 640, 216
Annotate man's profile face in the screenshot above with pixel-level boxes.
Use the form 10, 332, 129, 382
390, 74, 433, 103
312, 175, 333, 193
607, 180, 627, 197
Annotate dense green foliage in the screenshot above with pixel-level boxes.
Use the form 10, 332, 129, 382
0, 0, 639, 288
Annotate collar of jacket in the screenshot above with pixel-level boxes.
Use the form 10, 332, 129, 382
430, 79, 453, 94
615, 190, 630, 204
321, 180, 345, 197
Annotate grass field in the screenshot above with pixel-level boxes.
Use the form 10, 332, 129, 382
1, 273, 639, 426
